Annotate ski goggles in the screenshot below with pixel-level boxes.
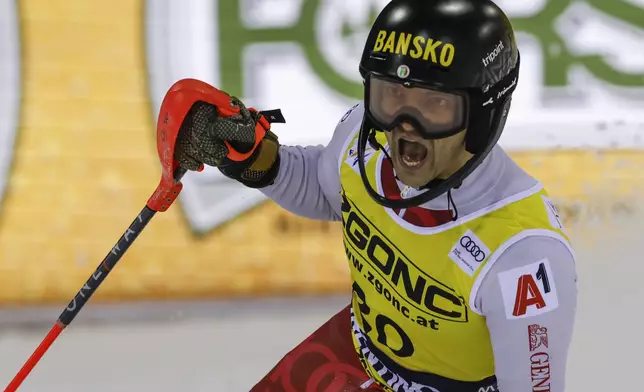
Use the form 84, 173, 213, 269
367, 74, 467, 138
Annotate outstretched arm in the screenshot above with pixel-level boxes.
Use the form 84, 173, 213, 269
259, 103, 363, 221
168, 79, 362, 221
474, 235, 578, 391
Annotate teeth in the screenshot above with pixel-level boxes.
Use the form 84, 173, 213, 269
402, 156, 421, 167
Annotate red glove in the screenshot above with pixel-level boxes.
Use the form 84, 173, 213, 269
169, 79, 285, 188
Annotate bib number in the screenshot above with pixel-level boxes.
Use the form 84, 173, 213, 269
352, 281, 415, 358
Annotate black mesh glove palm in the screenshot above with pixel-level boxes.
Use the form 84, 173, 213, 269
174, 97, 282, 189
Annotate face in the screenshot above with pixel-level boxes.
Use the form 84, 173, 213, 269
373, 79, 472, 188
384, 124, 472, 189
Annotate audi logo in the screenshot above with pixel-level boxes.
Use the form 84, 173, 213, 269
460, 236, 486, 262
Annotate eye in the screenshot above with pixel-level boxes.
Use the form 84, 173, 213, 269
426, 97, 448, 108
384, 84, 403, 98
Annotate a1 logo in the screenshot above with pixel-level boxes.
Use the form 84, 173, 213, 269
499, 259, 559, 319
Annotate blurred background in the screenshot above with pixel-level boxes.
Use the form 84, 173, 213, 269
0, 0, 643, 390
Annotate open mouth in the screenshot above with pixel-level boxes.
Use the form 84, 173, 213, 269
398, 138, 428, 169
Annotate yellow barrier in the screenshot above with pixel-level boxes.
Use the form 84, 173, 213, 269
0, 0, 641, 306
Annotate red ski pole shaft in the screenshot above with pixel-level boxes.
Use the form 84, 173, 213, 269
4, 166, 186, 392
4, 205, 156, 392
4, 78, 228, 391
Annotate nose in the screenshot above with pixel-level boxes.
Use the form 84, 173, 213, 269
400, 122, 415, 132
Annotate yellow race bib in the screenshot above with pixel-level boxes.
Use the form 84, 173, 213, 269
339, 129, 570, 391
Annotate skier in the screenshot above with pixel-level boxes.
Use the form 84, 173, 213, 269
169, 0, 578, 390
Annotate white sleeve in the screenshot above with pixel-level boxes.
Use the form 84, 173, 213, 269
258, 103, 363, 221
474, 235, 578, 391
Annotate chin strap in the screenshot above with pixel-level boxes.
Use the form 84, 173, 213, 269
447, 189, 458, 221
368, 129, 460, 221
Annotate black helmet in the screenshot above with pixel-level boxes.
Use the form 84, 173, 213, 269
357, 0, 520, 209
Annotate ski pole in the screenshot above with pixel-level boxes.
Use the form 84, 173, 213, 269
4, 79, 197, 392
